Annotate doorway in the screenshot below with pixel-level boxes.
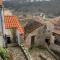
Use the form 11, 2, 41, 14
45, 38, 50, 46
7, 36, 11, 44
31, 36, 35, 47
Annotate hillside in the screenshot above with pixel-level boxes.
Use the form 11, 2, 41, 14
3, 0, 60, 16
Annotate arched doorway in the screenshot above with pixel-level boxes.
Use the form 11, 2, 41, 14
5, 29, 18, 47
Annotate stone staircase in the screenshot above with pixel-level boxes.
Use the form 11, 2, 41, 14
7, 46, 27, 60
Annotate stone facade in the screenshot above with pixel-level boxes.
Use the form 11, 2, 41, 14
25, 24, 53, 48
25, 27, 39, 48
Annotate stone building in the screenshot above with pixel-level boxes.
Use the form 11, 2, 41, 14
4, 16, 24, 47
24, 16, 53, 48
49, 16, 60, 45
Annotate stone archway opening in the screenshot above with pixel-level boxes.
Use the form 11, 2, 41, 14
4, 28, 18, 47
31, 35, 35, 47
4, 16, 24, 47
6, 36, 11, 44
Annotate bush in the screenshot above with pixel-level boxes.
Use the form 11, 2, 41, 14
0, 48, 8, 60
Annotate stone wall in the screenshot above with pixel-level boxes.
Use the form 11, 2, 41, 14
25, 27, 38, 48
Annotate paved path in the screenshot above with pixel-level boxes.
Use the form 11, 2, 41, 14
7, 46, 27, 60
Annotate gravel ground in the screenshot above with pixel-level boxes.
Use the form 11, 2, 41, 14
7, 47, 27, 60
29, 48, 56, 60
6, 45, 56, 60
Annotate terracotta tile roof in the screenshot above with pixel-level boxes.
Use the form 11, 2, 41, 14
0, 0, 2, 5
4, 16, 24, 34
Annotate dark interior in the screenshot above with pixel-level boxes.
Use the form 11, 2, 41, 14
31, 36, 35, 46
45, 38, 50, 46
54, 39, 60, 46
7, 37, 11, 44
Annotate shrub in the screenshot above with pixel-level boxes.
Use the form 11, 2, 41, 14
0, 48, 8, 60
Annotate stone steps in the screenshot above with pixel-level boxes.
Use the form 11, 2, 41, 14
7, 47, 27, 60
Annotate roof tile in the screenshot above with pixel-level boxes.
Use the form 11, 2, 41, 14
4, 16, 24, 34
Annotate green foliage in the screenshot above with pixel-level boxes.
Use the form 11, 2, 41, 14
0, 48, 8, 60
